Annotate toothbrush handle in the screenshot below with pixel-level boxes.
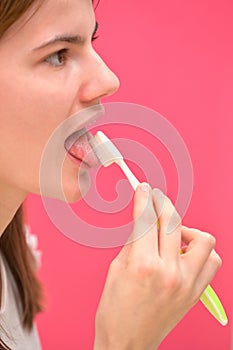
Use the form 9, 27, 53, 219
118, 160, 140, 190
200, 284, 228, 326
117, 161, 227, 325
180, 249, 227, 326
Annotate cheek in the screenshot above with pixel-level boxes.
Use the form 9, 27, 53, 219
0, 72, 78, 190
0, 72, 77, 146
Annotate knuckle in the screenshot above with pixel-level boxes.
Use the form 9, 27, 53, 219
130, 257, 158, 279
201, 232, 216, 248
211, 251, 222, 269
163, 268, 182, 292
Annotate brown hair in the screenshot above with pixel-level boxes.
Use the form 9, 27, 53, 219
0, 2, 45, 349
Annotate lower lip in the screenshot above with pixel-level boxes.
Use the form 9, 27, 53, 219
66, 152, 91, 170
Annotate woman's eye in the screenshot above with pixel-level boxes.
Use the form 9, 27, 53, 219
45, 49, 68, 67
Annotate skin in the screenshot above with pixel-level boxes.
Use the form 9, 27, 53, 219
94, 185, 222, 349
0, 0, 119, 233
0, 1, 222, 349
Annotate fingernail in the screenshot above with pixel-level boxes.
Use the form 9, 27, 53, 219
139, 182, 150, 192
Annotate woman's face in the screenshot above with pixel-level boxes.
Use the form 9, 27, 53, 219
0, 0, 119, 202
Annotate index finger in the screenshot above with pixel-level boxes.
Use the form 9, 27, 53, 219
152, 189, 181, 263
129, 183, 159, 259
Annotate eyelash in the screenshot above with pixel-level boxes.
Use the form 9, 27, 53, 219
45, 34, 99, 68
45, 48, 69, 67
92, 35, 99, 42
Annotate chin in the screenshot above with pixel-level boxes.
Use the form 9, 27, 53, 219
37, 159, 91, 202
61, 170, 91, 203
62, 187, 82, 203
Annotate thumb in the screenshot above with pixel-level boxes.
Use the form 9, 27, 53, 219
112, 183, 151, 267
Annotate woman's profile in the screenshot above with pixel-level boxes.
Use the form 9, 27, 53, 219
0, 0, 222, 349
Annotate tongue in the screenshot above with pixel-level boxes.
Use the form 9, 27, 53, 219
68, 131, 99, 167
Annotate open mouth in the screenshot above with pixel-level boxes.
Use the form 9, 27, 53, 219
64, 105, 104, 168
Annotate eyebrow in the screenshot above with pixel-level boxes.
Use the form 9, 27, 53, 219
33, 21, 98, 51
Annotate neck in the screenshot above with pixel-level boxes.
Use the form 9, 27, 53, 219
0, 183, 27, 237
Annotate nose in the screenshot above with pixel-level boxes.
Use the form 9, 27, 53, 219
78, 50, 120, 103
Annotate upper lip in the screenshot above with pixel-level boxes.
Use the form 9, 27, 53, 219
64, 104, 104, 152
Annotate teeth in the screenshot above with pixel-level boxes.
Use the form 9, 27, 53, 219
64, 112, 102, 152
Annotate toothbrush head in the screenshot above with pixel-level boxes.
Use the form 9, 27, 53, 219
90, 131, 123, 167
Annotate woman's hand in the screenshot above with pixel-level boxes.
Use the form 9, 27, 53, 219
93, 183, 222, 350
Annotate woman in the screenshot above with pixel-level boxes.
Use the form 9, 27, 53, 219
0, 0, 222, 349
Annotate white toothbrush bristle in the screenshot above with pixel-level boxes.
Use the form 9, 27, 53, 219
90, 131, 123, 167
90, 130, 140, 190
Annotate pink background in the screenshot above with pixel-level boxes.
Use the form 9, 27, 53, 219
25, 0, 233, 348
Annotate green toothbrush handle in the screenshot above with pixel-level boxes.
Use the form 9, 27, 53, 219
200, 284, 228, 326
178, 245, 228, 326
156, 204, 227, 325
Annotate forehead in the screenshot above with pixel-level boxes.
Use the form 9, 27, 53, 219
2, 0, 94, 43
33, 0, 93, 15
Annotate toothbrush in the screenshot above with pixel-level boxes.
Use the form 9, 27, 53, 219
90, 131, 140, 190
90, 130, 228, 326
